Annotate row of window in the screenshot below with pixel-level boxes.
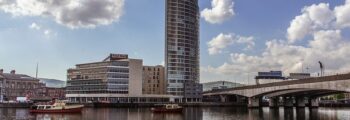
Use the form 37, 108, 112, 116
67, 91, 128, 94
108, 68, 129, 73
1, 82, 41, 89
143, 67, 162, 71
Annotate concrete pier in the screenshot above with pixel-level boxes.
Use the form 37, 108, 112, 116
248, 97, 260, 108
296, 97, 306, 107
310, 98, 319, 108
219, 95, 227, 102
284, 97, 293, 108
269, 97, 278, 108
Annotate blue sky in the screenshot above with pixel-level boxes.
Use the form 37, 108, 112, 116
0, 0, 349, 84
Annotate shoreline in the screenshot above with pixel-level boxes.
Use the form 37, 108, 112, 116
1, 102, 350, 108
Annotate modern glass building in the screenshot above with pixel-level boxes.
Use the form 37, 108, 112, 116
66, 54, 183, 103
165, 0, 200, 100
255, 71, 286, 85
66, 54, 144, 102
202, 81, 244, 92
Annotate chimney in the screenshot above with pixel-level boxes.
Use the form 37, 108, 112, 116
0, 69, 3, 74
10, 70, 16, 74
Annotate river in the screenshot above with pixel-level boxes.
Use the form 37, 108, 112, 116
0, 107, 350, 120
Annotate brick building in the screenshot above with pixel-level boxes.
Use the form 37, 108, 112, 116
0, 69, 43, 101
44, 87, 66, 100
142, 65, 165, 95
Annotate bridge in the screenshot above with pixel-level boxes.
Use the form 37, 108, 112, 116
203, 73, 350, 108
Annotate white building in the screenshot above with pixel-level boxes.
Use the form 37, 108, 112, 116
66, 54, 180, 103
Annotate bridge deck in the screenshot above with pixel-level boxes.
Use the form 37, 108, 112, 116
205, 73, 350, 93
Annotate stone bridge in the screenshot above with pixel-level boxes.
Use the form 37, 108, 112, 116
203, 73, 350, 108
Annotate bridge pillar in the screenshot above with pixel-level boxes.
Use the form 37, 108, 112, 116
269, 97, 278, 108
219, 95, 227, 103
309, 98, 319, 108
283, 97, 294, 108
248, 97, 260, 108
235, 95, 241, 103
296, 97, 306, 107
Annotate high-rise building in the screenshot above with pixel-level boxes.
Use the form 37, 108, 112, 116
165, 0, 200, 101
142, 65, 165, 95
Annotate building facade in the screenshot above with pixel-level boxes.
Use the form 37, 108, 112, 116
288, 73, 311, 80
0, 69, 44, 101
165, 0, 200, 100
255, 71, 286, 84
45, 87, 66, 100
142, 65, 166, 95
183, 80, 202, 102
202, 81, 244, 92
66, 54, 144, 102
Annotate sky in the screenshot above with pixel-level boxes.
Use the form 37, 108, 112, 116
0, 0, 350, 84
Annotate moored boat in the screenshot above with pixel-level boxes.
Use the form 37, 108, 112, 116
151, 104, 183, 113
29, 101, 84, 113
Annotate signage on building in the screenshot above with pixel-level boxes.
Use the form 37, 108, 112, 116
110, 54, 128, 60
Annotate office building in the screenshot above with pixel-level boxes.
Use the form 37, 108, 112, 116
202, 81, 244, 92
66, 54, 177, 103
288, 73, 311, 80
255, 71, 286, 84
165, 0, 200, 101
43, 87, 66, 100
66, 54, 143, 102
142, 65, 166, 95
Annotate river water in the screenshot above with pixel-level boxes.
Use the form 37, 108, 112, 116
0, 107, 350, 120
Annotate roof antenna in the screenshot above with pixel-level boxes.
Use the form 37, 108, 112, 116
36, 63, 39, 79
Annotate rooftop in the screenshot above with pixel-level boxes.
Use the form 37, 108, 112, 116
202, 81, 242, 85
0, 73, 38, 81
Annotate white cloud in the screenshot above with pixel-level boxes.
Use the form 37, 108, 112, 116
287, 3, 334, 43
305, 3, 335, 25
0, 0, 125, 29
287, 14, 313, 43
205, 1, 350, 83
208, 33, 255, 55
335, 0, 350, 28
201, 0, 235, 24
236, 36, 255, 50
29, 22, 41, 30
44, 29, 51, 35
205, 30, 350, 77
208, 33, 235, 55
309, 30, 342, 51
28, 22, 55, 37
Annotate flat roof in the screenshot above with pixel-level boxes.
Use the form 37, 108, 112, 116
0, 73, 38, 81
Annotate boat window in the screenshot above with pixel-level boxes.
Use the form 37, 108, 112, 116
31, 106, 38, 109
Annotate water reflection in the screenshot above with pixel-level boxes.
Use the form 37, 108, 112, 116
0, 107, 350, 120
